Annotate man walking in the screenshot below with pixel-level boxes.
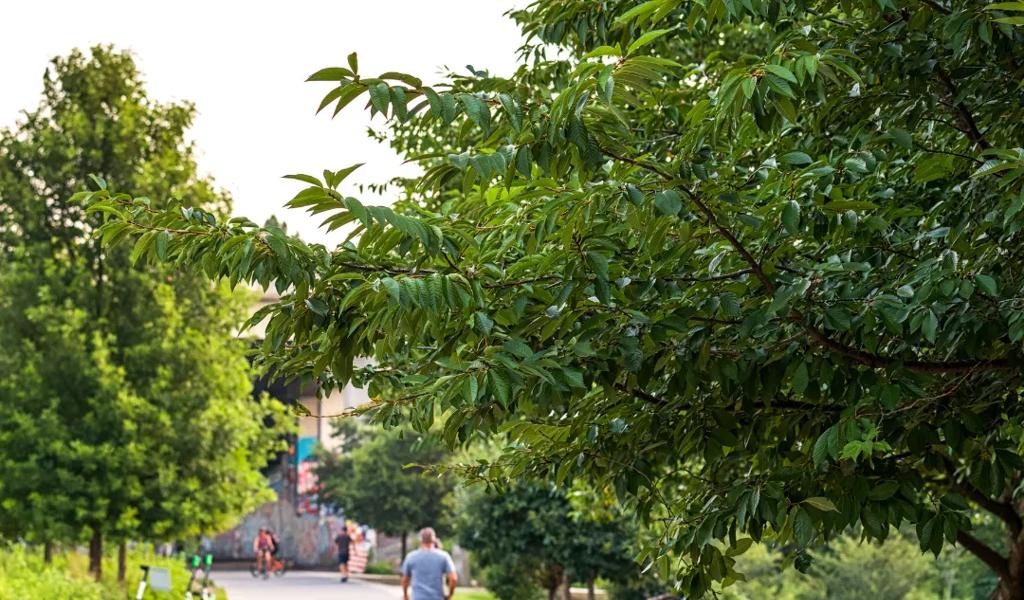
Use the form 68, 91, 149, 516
334, 526, 352, 583
401, 527, 457, 600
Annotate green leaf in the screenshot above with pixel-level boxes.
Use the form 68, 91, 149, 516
305, 298, 329, 316
921, 310, 938, 343
584, 45, 622, 58
793, 508, 815, 546
803, 497, 839, 512
868, 481, 900, 501
764, 64, 798, 84
474, 312, 494, 336
654, 190, 683, 216
627, 28, 673, 55
888, 127, 914, 150
782, 151, 813, 166
975, 274, 998, 295
368, 83, 391, 115
459, 94, 491, 133
782, 201, 801, 234
585, 251, 610, 281
306, 67, 353, 81
155, 231, 170, 261
462, 375, 479, 404
792, 362, 809, 395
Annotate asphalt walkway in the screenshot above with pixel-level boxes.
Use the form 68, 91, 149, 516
214, 570, 402, 600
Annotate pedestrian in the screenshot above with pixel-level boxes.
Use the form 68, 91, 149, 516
401, 527, 457, 600
334, 526, 352, 583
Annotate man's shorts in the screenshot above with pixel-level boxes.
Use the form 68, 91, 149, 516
338, 554, 349, 566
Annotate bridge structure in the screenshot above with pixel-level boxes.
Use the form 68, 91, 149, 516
210, 287, 372, 568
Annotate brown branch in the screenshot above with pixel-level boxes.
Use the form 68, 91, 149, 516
941, 456, 1024, 538
934, 67, 991, 151
796, 317, 1016, 373
957, 530, 1009, 579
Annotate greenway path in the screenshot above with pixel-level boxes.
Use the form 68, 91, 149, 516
214, 570, 402, 600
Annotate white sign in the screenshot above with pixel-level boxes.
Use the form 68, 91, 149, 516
148, 567, 172, 592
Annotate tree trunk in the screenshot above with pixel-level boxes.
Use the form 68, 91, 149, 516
43, 541, 53, 564
401, 532, 407, 560
547, 588, 557, 600
88, 530, 103, 581
560, 572, 572, 600
992, 539, 1024, 600
587, 576, 596, 600
117, 540, 127, 583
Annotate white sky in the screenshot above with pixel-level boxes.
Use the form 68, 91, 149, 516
1, 1, 523, 243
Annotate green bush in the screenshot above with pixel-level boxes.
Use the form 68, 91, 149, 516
0, 544, 225, 599
363, 561, 397, 575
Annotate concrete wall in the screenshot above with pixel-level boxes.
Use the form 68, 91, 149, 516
211, 498, 351, 567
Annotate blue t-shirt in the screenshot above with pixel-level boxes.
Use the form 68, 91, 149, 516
401, 548, 455, 600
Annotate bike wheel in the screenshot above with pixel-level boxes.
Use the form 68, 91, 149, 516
249, 564, 259, 578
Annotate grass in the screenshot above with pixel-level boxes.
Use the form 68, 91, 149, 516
458, 590, 498, 600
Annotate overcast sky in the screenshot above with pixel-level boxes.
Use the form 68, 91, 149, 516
1, 1, 523, 243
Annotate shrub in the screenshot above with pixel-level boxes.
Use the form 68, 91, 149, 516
0, 544, 222, 599
364, 561, 397, 575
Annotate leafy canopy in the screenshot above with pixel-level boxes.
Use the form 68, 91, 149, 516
317, 422, 453, 544
0, 46, 289, 553
81, 1, 1024, 596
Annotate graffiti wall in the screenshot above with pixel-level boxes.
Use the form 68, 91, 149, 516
211, 498, 350, 567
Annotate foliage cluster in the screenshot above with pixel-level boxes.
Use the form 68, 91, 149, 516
459, 481, 638, 600
81, 0, 1024, 596
0, 46, 290, 577
316, 421, 454, 556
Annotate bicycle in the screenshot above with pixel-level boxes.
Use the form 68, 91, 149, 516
249, 554, 288, 578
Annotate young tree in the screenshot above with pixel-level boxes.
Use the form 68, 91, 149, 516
84, 1, 1024, 596
460, 482, 637, 600
0, 46, 289, 579
317, 425, 453, 558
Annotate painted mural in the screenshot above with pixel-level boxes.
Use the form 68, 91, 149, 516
211, 497, 370, 569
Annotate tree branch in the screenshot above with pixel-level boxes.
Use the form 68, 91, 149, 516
934, 66, 991, 151
601, 145, 1018, 375
957, 530, 1009, 579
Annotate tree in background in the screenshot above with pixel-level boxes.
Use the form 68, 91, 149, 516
85, 0, 1024, 596
459, 482, 638, 600
0, 46, 289, 580
317, 423, 453, 559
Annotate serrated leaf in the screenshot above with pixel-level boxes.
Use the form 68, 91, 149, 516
793, 508, 815, 546
782, 201, 801, 234
764, 64, 798, 83
474, 311, 494, 335
803, 497, 839, 512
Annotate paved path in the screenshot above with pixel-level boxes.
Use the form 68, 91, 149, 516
214, 570, 402, 600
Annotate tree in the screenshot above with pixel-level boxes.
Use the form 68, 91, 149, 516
459, 482, 637, 600
0, 46, 289, 580
317, 423, 452, 558
83, 1, 1024, 597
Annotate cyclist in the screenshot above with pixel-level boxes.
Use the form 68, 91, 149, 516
253, 528, 273, 576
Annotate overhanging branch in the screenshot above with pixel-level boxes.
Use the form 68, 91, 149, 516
957, 530, 1009, 579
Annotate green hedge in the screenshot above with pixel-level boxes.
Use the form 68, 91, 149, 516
0, 544, 227, 599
